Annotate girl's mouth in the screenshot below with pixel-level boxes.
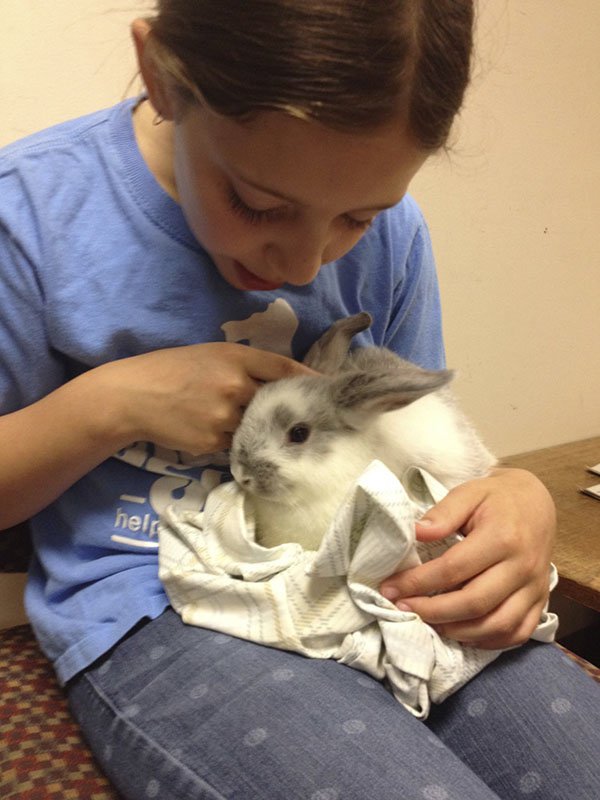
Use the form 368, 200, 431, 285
233, 260, 284, 291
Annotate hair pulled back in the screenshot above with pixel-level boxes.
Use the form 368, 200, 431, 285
146, 0, 474, 151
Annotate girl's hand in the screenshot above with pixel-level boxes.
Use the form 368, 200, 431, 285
96, 343, 315, 455
1, 342, 314, 528
379, 468, 556, 649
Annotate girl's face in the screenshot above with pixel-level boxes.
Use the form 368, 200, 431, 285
166, 104, 427, 290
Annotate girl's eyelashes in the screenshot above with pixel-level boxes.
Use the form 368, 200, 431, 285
227, 187, 286, 225
341, 214, 374, 231
227, 186, 375, 231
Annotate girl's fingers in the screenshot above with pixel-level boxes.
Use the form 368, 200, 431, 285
412, 477, 492, 539
380, 526, 502, 601
243, 347, 318, 382
434, 590, 548, 650
393, 562, 519, 625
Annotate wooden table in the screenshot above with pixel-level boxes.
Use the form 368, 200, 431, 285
505, 437, 600, 611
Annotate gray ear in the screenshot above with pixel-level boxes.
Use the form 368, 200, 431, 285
303, 312, 372, 373
331, 349, 454, 419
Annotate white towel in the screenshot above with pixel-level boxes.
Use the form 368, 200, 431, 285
158, 461, 558, 719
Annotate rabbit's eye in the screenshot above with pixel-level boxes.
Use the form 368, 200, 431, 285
287, 424, 311, 444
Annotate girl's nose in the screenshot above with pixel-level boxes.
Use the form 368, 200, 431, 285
263, 232, 329, 286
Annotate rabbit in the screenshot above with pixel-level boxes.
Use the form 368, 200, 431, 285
230, 312, 496, 550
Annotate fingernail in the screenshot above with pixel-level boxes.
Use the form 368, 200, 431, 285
395, 602, 412, 612
416, 517, 434, 527
380, 587, 400, 601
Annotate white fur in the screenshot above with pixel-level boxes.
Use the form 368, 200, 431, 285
248, 433, 378, 549
369, 393, 496, 489
230, 315, 496, 550
232, 388, 495, 550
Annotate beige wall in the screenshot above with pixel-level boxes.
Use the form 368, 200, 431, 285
2, 1, 143, 141
3, 1, 599, 457
412, 2, 600, 456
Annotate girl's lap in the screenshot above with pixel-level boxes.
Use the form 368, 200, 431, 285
67, 609, 600, 800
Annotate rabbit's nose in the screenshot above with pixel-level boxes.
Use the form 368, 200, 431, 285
230, 463, 247, 485
232, 465, 254, 491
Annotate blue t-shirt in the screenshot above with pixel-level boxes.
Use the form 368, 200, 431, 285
0, 98, 445, 685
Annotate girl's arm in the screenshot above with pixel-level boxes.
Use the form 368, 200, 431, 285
0, 372, 125, 529
0, 343, 314, 529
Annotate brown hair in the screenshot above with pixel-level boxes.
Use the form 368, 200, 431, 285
146, 0, 474, 151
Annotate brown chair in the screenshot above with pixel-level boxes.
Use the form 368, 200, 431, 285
0, 524, 120, 799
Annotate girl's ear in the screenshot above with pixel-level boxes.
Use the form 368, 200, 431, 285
131, 19, 176, 122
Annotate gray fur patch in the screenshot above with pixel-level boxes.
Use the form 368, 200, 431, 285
250, 458, 278, 493
334, 371, 379, 410
235, 444, 251, 469
333, 347, 453, 413
272, 404, 295, 432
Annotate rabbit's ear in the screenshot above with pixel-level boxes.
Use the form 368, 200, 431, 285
332, 357, 454, 419
303, 312, 372, 373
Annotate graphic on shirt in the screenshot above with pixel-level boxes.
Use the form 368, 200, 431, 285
111, 299, 300, 549
221, 298, 298, 355
111, 465, 225, 549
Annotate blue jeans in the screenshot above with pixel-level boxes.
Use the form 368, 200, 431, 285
67, 608, 600, 800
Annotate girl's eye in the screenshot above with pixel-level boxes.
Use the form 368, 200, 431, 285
341, 214, 375, 232
228, 187, 286, 225
287, 424, 311, 444
228, 186, 374, 232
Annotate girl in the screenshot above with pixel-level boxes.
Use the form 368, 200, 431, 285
1, 1, 598, 798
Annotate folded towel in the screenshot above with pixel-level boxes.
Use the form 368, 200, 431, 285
159, 461, 558, 719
